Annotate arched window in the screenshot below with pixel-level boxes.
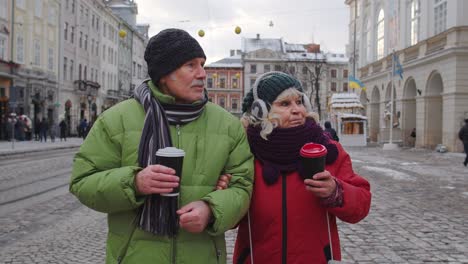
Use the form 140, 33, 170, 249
363, 18, 371, 64
376, 9, 385, 59
410, 0, 420, 45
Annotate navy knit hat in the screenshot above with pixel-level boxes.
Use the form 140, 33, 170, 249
145, 28, 206, 84
242, 72, 304, 113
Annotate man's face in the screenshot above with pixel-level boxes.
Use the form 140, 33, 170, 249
159, 57, 206, 104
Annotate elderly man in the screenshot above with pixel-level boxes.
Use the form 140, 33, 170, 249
70, 28, 253, 263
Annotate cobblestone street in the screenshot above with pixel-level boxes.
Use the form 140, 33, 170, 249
0, 142, 467, 263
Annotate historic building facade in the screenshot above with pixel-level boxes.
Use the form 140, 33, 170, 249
346, 0, 468, 152
205, 50, 243, 117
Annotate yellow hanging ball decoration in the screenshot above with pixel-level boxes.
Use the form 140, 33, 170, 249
118, 29, 127, 38
235, 26, 241, 34
198, 30, 205, 37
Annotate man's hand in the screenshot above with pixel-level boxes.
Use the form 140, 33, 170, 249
304, 170, 336, 198
134, 165, 179, 195
177, 201, 213, 233
215, 174, 232, 190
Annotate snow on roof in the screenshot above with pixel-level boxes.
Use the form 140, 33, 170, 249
340, 113, 368, 120
206, 55, 242, 68
284, 43, 306, 52
325, 53, 349, 63
329, 93, 364, 109
285, 52, 326, 61
242, 37, 284, 53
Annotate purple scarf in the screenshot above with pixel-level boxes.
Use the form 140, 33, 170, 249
247, 119, 339, 185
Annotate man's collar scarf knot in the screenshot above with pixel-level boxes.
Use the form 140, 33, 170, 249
247, 119, 339, 185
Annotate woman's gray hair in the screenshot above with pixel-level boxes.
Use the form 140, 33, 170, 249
241, 88, 319, 140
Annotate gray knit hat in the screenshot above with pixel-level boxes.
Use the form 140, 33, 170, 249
145, 28, 206, 84
242, 72, 303, 113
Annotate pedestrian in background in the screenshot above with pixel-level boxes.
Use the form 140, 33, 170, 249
324, 120, 339, 142
39, 118, 48, 142
49, 121, 57, 143
458, 119, 468, 167
233, 72, 371, 264
59, 119, 67, 141
70, 28, 253, 263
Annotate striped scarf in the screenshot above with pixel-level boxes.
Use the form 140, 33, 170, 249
133, 80, 208, 235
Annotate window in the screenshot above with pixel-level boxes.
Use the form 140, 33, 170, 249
207, 78, 213, 88
102, 72, 105, 88
0, 34, 7, 60
343, 69, 348, 78
410, 0, 421, 45
434, 0, 447, 35
231, 98, 239, 111
250, 64, 257, 74
376, 9, 385, 59
364, 18, 371, 63
71, 27, 75, 44
289, 66, 295, 74
264, 64, 270, 72
64, 22, 68, 41
250, 78, 256, 89
103, 45, 106, 60
71, 0, 75, 13
33, 39, 41, 65
48, 48, 54, 71
103, 22, 107, 37
96, 41, 99, 56
35, 0, 43, 17
63, 57, 68, 80
84, 35, 88, 50
78, 64, 82, 80
331, 82, 337, 92
0, 0, 7, 19
274, 65, 282, 71
65, 0, 69, 9
79, 32, 82, 48
84, 66, 87, 80
302, 66, 308, 75
91, 39, 94, 55
232, 78, 238, 89
138, 64, 142, 78
331, 69, 337, 78
133, 62, 136, 76
48, 7, 56, 25
70, 59, 74, 80
16, 0, 25, 9
220, 78, 226, 88
219, 97, 225, 108
16, 35, 24, 62
343, 82, 348, 92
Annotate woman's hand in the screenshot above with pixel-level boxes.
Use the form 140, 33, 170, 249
304, 170, 336, 198
215, 174, 232, 190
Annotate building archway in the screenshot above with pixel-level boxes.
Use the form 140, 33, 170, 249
402, 78, 417, 146
424, 71, 444, 148
369, 86, 380, 142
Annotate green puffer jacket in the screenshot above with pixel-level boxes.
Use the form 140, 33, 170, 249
70, 84, 254, 264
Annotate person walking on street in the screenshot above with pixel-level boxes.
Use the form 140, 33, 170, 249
233, 72, 371, 264
70, 28, 254, 264
79, 119, 88, 139
459, 119, 468, 166
39, 118, 48, 142
59, 119, 67, 141
324, 120, 339, 142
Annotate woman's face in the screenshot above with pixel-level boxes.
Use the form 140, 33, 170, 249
270, 94, 307, 128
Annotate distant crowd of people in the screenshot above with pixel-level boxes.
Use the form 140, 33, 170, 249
0, 116, 94, 142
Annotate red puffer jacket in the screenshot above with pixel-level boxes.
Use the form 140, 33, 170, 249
233, 143, 371, 264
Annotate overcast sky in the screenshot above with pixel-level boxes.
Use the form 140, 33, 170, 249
136, 0, 350, 64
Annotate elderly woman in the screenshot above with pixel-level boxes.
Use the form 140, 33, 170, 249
233, 72, 371, 264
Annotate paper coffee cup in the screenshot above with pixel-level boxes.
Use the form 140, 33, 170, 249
155, 147, 185, 196
299, 143, 327, 179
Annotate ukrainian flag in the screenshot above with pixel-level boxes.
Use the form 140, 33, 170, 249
348, 75, 366, 91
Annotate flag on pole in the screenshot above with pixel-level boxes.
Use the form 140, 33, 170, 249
393, 53, 404, 80
348, 75, 366, 91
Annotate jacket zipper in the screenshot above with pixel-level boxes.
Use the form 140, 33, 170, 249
281, 173, 287, 264
171, 124, 182, 264
212, 238, 221, 264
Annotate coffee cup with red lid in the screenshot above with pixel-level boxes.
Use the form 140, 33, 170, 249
299, 143, 327, 179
